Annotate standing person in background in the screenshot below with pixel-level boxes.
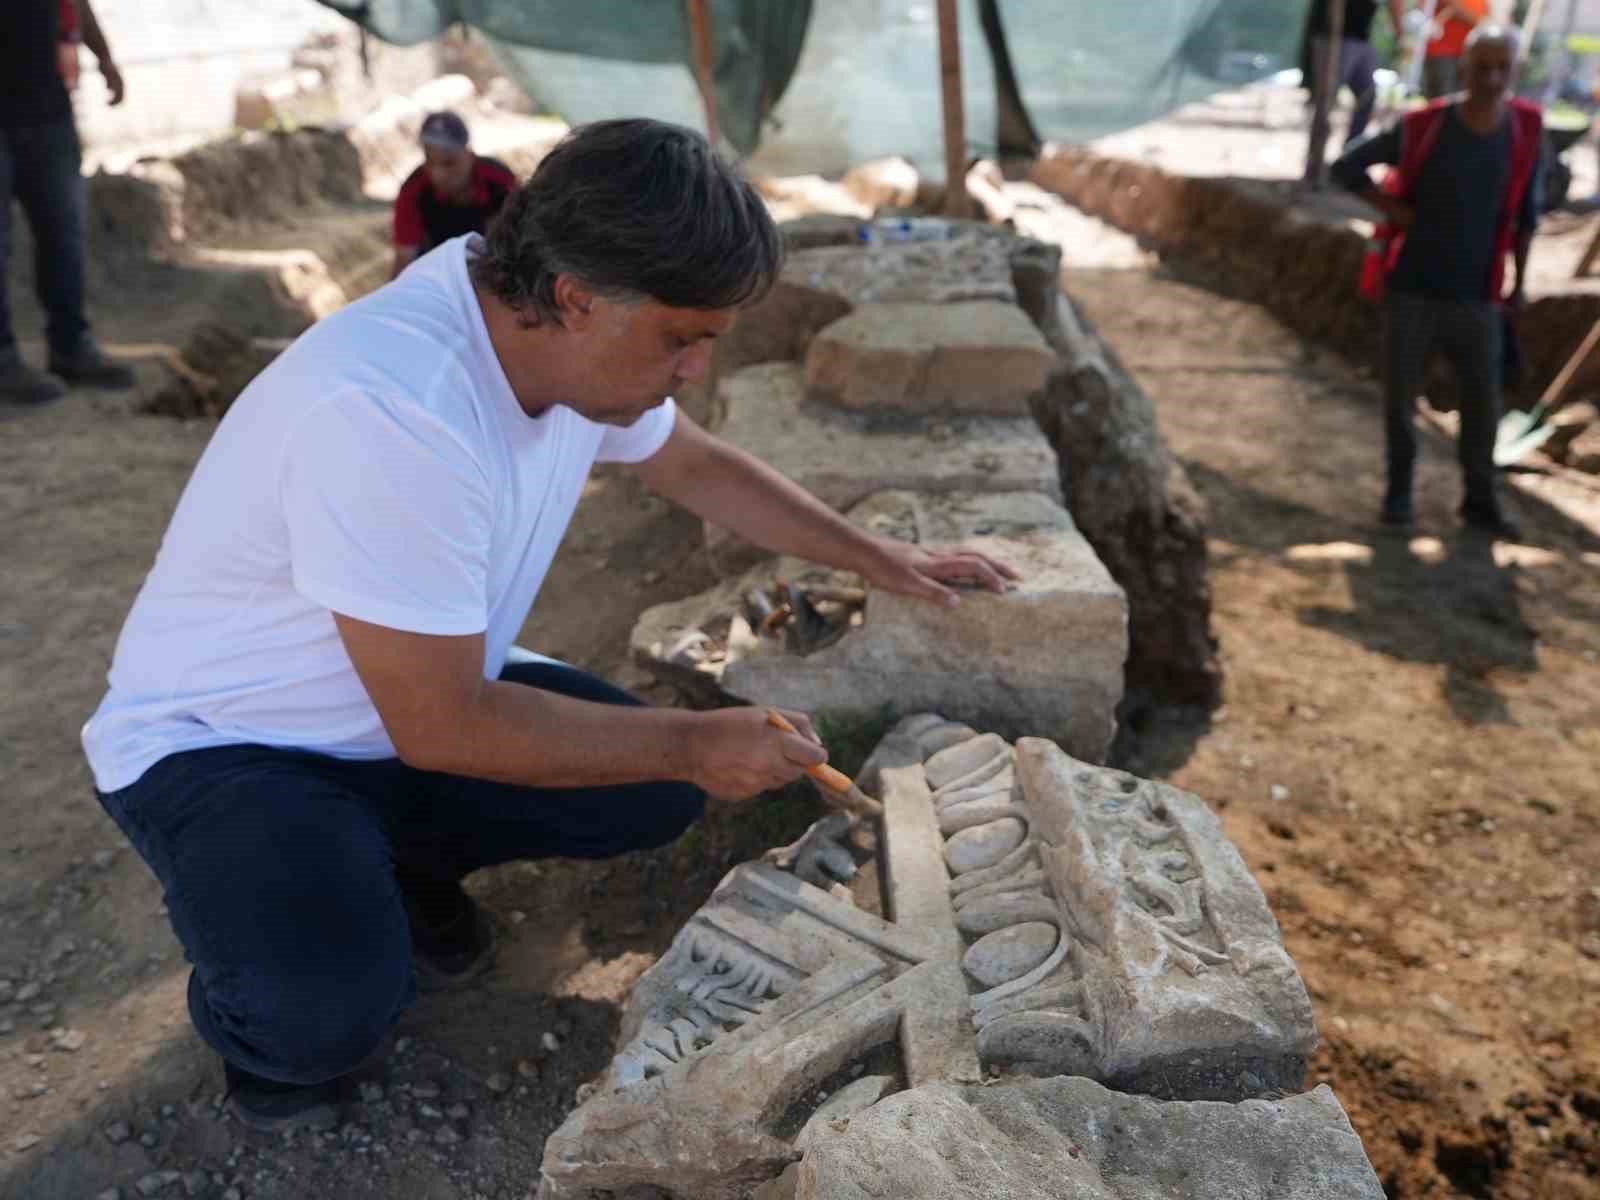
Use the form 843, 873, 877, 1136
0, 0, 135, 408
1423, 0, 1490, 97
391, 111, 517, 279
1333, 26, 1542, 538
1307, 0, 1408, 148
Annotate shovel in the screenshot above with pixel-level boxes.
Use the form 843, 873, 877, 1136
1495, 314, 1600, 466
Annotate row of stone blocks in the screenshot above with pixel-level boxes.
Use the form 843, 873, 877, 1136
634, 222, 1132, 762
535, 717, 1382, 1199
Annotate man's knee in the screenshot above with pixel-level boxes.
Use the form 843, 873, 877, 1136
192, 945, 412, 1085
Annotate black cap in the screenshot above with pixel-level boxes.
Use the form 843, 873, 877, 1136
420, 110, 470, 151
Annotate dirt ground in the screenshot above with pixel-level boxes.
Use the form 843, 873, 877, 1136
5, 105, 1600, 1200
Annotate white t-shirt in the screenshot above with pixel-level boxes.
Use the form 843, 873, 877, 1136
82, 236, 676, 793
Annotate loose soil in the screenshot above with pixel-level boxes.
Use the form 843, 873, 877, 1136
4, 119, 1600, 1200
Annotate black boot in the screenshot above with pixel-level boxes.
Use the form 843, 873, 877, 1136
48, 340, 135, 390
1460, 497, 1521, 540
0, 361, 66, 407
1380, 465, 1414, 528
398, 871, 495, 992
223, 1061, 343, 1133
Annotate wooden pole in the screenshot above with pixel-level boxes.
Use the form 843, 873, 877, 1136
686, 0, 719, 147
936, 0, 970, 217
1303, 0, 1347, 189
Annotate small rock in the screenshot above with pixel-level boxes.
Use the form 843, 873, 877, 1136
359, 1082, 385, 1104
418, 1104, 444, 1120
1269, 784, 1290, 802
541, 1032, 561, 1053
160, 1104, 175, 1119
394, 1037, 412, 1054
0, 1018, 13, 1035
446, 1103, 469, 1120
181, 1170, 208, 1196
222, 1190, 242, 1200
643, 570, 663, 585
95, 1189, 121, 1200
507, 910, 527, 925
515, 1059, 539, 1081
433, 1125, 462, 1146
1480, 818, 1496, 834
485, 1073, 510, 1095
15, 982, 41, 1003
139, 1130, 159, 1148
14, 1133, 41, 1151
104, 1120, 132, 1144
1579, 934, 1600, 961
135, 1170, 182, 1196
93, 849, 117, 870
411, 1081, 441, 1099
51, 1028, 87, 1052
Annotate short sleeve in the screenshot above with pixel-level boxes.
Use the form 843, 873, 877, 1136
279, 393, 492, 635
393, 171, 426, 248
595, 398, 678, 464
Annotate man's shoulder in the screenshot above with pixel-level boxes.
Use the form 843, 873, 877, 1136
1508, 97, 1543, 131
475, 157, 518, 190
397, 165, 431, 201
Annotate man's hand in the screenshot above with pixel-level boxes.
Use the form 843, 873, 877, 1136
99, 57, 124, 105
1370, 192, 1415, 230
685, 707, 827, 800
860, 539, 1020, 608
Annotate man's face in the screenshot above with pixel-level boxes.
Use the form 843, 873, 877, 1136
558, 296, 736, 427
424, 145, 474, 199
1462, 40, 1515, 103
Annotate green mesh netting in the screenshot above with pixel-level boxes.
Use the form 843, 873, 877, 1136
315, 0, 1311, 173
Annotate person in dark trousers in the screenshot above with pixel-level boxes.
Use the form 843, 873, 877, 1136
1333, 25, 1541, 538
0, 0, 135, 408
1306, 0, 1406, 148
391, 110, 517, 279
84, 119, 1016, 1132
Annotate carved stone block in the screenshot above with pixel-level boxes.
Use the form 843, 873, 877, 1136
536, 718, 1328, 1200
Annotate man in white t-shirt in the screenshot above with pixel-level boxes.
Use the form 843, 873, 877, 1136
82, 119, 1015, 1131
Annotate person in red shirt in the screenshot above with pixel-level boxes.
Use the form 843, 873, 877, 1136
391, 111, 516, 278
1423, 0, 1489, 98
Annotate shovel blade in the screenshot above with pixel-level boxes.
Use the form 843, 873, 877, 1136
1494, 419, 1556, 467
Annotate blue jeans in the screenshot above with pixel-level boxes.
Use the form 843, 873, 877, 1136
95, 660, 705, 1085
0, 117, 90, 368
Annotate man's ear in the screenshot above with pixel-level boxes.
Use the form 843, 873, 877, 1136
552, 274, 597, 330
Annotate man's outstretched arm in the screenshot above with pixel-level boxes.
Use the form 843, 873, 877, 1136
74, 0, 123, 105
627, 409, 1020, 606
331, 616, 826, 796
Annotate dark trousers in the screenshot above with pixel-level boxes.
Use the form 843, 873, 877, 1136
96, 660, 705, 1085
0, 117, 90, 368
1309, 35, 1380, 146
1383, 291, 1502, 513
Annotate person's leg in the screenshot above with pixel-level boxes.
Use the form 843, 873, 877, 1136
1443, 301, 1511, 529
388, 659, 706, 889
97, 745, 415, 1095
1343, 38, 1380, 145
0, 127, 66, 406
1382, 292, 1438, 522
9, 117, 131, 388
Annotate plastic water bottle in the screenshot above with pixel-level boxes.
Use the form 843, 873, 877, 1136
856, 217, 952, 246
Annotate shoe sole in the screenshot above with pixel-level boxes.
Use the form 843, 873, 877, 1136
225, 1094, 342, 1134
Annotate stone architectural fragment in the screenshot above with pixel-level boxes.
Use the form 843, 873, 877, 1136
537, 717, 1336, 1199
712, 364, 1060, 513
794, 1077, 1383, 1200
721, 491, 1126, 763
805, 301, 1053, 415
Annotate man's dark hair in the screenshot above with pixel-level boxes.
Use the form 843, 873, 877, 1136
470, 118, 782, 326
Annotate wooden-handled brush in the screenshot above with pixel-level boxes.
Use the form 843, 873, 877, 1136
764, 709, 883, 819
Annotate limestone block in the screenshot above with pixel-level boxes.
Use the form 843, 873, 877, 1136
842, 155, 920, 210
721, 490, 1125, 764
714, 232, 1018, 376
711, 363, 1059, 513
795, 1078, 1383, 1200
805, 302, 1054, 416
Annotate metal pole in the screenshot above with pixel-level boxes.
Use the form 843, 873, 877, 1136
1304, 0, 1347, 189
1521, 0, 1549, 68
686, 0, 720, 146
1546, 0, 1580, 102
936, 0, 970, 217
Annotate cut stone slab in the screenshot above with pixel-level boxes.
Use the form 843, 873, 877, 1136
795, 1077, 1383, 1200
721, 490, 1125, 763
712, 362, 1060, 514
536, 715, 1348, 1200
805, 301, 1053, 416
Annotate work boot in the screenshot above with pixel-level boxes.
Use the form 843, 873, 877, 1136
222, 1061, 343, 1133
48, 340, 135, 390
0, 360, 66, 407
399, 873, 496, 992
1460, 498, 1522, 540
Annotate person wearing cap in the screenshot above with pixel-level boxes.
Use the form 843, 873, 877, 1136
391, 111, 517, 279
